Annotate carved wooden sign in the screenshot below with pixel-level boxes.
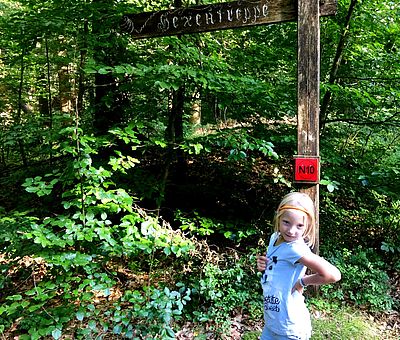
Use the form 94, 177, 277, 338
121, 0, 337, 39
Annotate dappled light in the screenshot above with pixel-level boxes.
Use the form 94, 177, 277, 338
0, 0, 399, 338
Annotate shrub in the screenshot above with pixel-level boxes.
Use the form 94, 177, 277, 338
0, 124, 194, 339
321, 247, 393, 311
185, 248, 262, 335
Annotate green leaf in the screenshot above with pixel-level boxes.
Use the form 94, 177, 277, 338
25, 187, 39, 193
98, 67, 113, 74
76, 310, 85, 321
52, 328, 62, 339
113, 324, 122, 335
88, 320, 97, 330
327, 184, 335, 192
6, 294, 22, 301
157, 81, 169, 89
171, 83, 180, 91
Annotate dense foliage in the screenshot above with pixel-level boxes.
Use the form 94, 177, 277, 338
0, 0, 399, 338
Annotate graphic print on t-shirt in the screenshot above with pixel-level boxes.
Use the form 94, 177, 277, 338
263, 255, 280, 312
263, 254, 278, 283
264, 293, 280, 312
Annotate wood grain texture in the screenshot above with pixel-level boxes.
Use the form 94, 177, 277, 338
121, 0, 337, 39
297, 0, 320, 255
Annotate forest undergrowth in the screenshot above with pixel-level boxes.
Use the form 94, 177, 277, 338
0, 136, 399, 339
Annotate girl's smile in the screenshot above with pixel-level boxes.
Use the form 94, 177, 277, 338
278, 209, 307, 243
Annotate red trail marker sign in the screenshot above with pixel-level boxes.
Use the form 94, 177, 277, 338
294, 156, 319, 183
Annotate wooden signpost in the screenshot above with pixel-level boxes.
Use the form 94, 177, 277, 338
121, 0, 338, 253
297, 0, 322, 253
121, 0, 336, 39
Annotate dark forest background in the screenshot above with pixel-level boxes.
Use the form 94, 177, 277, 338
0, 0, 399, 338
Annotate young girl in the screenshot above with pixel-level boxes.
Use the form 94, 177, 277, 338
257, 192, 341, 340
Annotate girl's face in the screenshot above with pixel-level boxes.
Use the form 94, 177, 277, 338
278, 208, 308, 242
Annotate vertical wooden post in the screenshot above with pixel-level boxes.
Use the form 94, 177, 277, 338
297, 0, 320, 255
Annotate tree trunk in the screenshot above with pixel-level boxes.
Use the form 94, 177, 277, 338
77, 20, 88, 116
189, 91, 201, 126
58, 66, 73, 113
157, 0, 187, 212
166, 86, 185, 144
17, 44, 28, 167
92, 0, 123, 135
93, 73, 119, 134
320, 0, 359, 130
45, 38, 53, 129
38, 73, 49, 121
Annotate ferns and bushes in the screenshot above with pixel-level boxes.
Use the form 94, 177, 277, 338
1, 123, 398, 339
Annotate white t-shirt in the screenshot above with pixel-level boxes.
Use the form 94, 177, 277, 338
260, 232, 312, 339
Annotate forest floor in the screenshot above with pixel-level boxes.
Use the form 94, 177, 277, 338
174, 311, 400, 340
1, 254, 398, 339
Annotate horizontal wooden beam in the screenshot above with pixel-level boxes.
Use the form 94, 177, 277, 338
121, 0, 337, 39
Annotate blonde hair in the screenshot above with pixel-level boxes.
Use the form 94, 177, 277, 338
273, 192, 316, 247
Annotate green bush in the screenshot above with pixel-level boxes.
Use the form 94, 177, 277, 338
0, 125, 194, 339
185, 250, 262, 335
321, 247, 393, 311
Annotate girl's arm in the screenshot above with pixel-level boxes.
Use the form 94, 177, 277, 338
293, 252, 341, 291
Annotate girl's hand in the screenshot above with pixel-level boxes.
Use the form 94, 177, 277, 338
291, 278, 304, 294
257, 254, 268, 272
